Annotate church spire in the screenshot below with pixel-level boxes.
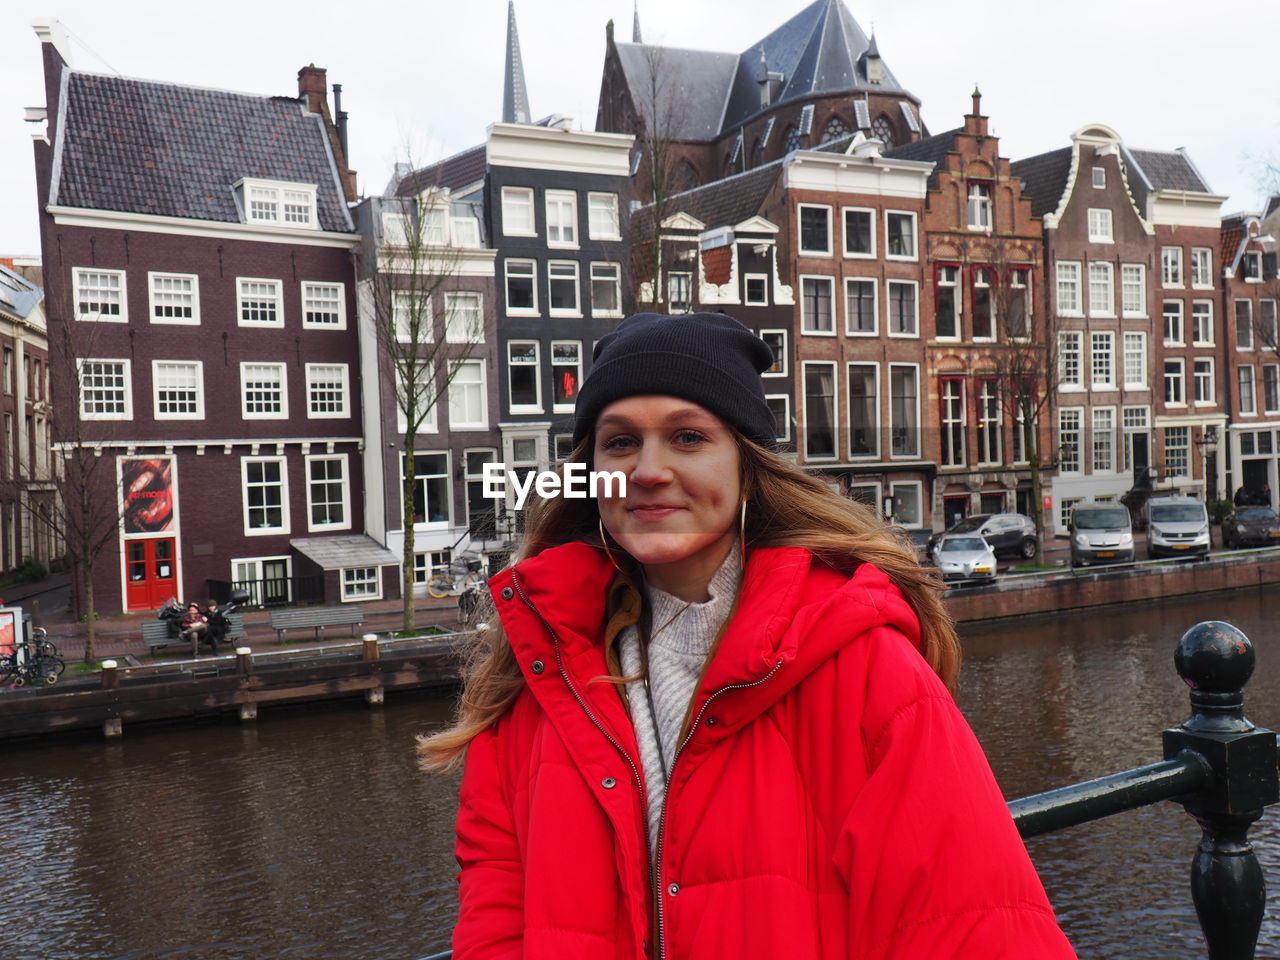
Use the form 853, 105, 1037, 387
632, 1, 643, 42
502, 0, 531, 124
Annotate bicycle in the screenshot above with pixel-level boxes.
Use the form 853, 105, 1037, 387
426, 556, 484, 599
0, 627, 65, 686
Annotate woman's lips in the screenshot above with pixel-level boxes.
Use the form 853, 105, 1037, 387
629, 505, 683, 522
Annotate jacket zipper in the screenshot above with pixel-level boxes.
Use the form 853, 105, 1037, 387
654, 658, 784, 960
509, 572, 657, 927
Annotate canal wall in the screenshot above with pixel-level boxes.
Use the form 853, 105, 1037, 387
946, 550, 1280, 624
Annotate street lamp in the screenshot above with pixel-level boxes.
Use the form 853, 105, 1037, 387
1195, 426, 1220, 503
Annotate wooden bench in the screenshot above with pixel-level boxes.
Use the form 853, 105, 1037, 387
269, 606, 365, 644
142, 613, 246, 657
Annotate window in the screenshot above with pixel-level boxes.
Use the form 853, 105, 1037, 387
545, 190, 578, 247
393, 292, 432, 344
1087, 208, 1113, 242
148, 272, 199, 324
847, 363, 878, 459
1088, 262, 1114, 316
888, 481, 922, 527
3, 349, 11, 395
507, 341, 541, 412
1091, 332, 1114, 389
766, 395, 791, 443
1058, 408, 1082, 473
587, 192, 620, 240
1123, 332, 1147, 388
798, 205, 832, 255
971, 267, 994, 339
1191, 248, 1213, 288
1163, 300, 1184, 345
79, 360, 131, 419
744, 273, 768, 305
591, 263, 622, 316
760, 330, 786, 376
1164, 359, 1185, 406
1092, 166, 1106, 188
803, 362, 836, 459
1243, 251, 1263, 282
1006, 268, 1030, 338
1058, 331, 1082, 389
1261, 301, 1278, 348
451, 215, 482, 248
885, 211, 917, 259
551, 341, 581, 412
419, 207, 448, 246
1092, 408, 1115, 473
464, 449, 501, 532
548, 262, 580, 316
967, 182, 992, 230
342, 567, 381, 601
382, 212, 410, 246
1191, 301, 1214, 346
845, 278, 876, 334
73, 268, 127, 322
305, 363, 348, 418
843, 208, 874, 257
1235, 300, 1254, 350
301, 282, 346, 328
978, 380, 1000, 465
940, 378, 966, 467
406, 452, 450, 526
449, 359, 486, 429
1165, 427, 1190, 478
1011, 391, 1032, 464
1056, 261, 1081, 315
1121, 264, 1145, 317
237, 278, 283, 327
1122, 406, 1150, 473
241, 363, 287, 419
889, 365, 919, 457
1059, 497, 1082, 533
242, 179, 316, 228
887, 280, 918, 336
153, 361, 203, 419
1239, 365, 1257, 415
501, 187, 535, 236
506, 259, 537, 313
437, 291, 482, 344
935, 266, 959, 339
1193, 359, 1214, 404
242, 458, 288, 533
306, 455, 349, 531
801, 276, 834, 334
1161, 246, 1184, 287
668, 272, 692, 313
1264, 365, 1280, 414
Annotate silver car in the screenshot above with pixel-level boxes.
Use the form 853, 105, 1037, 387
931, 534, 998, 581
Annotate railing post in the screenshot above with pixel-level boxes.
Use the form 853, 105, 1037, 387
1162, 621, 1279, 960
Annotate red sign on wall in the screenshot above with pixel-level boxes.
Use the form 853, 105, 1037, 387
1042, 494, 1053, 510
121, 457, 176, 534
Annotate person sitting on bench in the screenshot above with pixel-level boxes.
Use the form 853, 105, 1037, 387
180, 603, 208, 650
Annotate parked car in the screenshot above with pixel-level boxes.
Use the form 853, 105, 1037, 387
1222, 507, 1280, 548
926, 513, 1039, 560
1145, 496, 1210, 559
1069, 502, 1135, 567
930, 534, 998, 581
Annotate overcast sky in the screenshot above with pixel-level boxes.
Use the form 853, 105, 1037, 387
2, 0, 1277, 256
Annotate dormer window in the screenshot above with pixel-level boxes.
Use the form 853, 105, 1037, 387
1244, 251, 1263, 282
238, 179, 318, 229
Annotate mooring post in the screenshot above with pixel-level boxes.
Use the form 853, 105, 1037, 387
236, 646, 252, 676
1163, 621, 1279, 960
362, 633, 379, 661
100, 659, 119, 690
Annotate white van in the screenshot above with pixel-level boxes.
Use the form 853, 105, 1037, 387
1146, 496, 1210, 560
1069, 502, 1135, 566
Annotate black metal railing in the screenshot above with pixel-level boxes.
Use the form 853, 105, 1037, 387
205, 576, 324, 608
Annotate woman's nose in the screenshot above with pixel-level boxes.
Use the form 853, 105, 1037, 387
629, 443, 672, 487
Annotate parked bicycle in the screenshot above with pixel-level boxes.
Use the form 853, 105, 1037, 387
426, 556, 484, 599
0, 626, 65, 686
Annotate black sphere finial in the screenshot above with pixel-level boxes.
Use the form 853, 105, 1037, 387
1175, 621, 1255, 734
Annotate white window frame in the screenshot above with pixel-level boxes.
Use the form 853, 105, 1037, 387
1192, 300, 1214, 347
1191, 247, 1213, 288
241, 178, 318, 229
797, 203, 833, 256
1056, 261, 1082, 316
449, 359, 488, 430
743, 272, 769, 306
1261, 300, 1278, 348
765, 394, 791, 443
501, 186, 536, 237
934, 265, 961, 341
884, 210, 918, 260
668, 271, 693, 314
967, 182, 992, 231
547, 261, 582, 318
72, 268, 127, 323
978, 379, 1001, 466
1123, 332, 1147, 389
240, 362, 288, 420
241, 456, 290, 536
760, 330, 787, 378
591, 262, 623, 317
545, 190, 578, 248
341, 567, 382, 602
1264, 364, 1280, 415
237, 277, 284, 328
147, 272, 200, 325
444, 291, 484, 343
1164, 427, 1191, 479
1193, 358, 1215, 405
1164, 358, 1186, 407
1092, 166, 1106, 189
888, 363, 920, 459
800, 275, 836, 335
1058, 407, 1083, 475
842, 206, 876, 258
1087, 208, 1114, 243
507, 340, 542, 414
305, 453, 351, 532
971, 267, 996, 340
405, 450, 453, 530
587, 192, 621, 240
1058, 331, 1083, 391
1161, 246, 1184, 288
1088, 261, 1114, 317
152, 360, 204, 420
1090, 331, 1115, 390
1164, 300, 1185, 346
888, 480, 924, 528
505, 259, 539, 315
300, 281, 347, 330
1121, 264, 1146, 318
1244, 251, 1264, 283
381, 212, 410, 247
79, 358, 132, 420
886, 279, 919, 338
846, 361, 879, 460
1239, 365, 1257, 416
1092, 407, 1115, 473
940, 377, 966, 467
1236, 300, 1255, 351
304, 363, 349, 419
801, 360, 838, 461
844, 277, 878, 336
550, 340, 582, 414
451, 215, 481, 248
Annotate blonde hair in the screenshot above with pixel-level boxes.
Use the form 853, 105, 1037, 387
417, 435, 959, 771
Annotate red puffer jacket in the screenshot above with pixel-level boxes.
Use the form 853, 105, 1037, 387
453, 542, 1076, 959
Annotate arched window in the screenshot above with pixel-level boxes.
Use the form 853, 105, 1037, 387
783, 125, 801, 154
871, 115, 895, 148
821, 116, 851, 144
671, 160, 700, 193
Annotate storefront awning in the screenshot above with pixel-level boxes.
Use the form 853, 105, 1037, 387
289, 535, 398, 571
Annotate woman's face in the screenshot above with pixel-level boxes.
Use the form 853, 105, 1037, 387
594, 395, 741, 600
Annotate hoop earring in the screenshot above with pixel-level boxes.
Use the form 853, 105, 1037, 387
598, 517, 624, 575
739, 499, 749, 566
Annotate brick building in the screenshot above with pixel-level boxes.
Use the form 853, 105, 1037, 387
31, 21, 389, 615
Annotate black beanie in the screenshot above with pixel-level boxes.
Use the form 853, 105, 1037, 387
572, 312, 777, 449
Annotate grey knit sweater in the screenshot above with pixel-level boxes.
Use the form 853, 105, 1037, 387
618, 545, 742, 856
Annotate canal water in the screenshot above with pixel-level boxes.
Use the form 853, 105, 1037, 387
2, 588, 1279, 959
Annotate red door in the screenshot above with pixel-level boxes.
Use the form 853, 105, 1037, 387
124, 538, 177, 611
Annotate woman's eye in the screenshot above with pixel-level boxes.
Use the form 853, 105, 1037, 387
599, 435, 637, 452
673, 429, 708, 446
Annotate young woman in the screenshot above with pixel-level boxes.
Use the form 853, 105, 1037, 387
421, 313, 1075, 959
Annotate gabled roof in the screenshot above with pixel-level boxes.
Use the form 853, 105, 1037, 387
53, 71, 352, 231
632, 160, 783, 238
614, 42, 740, 141
885, 128, 960, 187
1010, 147, 1073, 220
397, 144, 487, 197
1125, 147, 1212, 193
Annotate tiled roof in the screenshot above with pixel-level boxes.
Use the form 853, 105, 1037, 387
398, 144, 487, 197
614, 42, 740, 142
1126, 148, 1211, 193
1010, 147, 1073, 219
885, 128, 959, 164
632, 161, 783, 237
1220, 224, 1245, 275
290, 535, 398, 570
0, 265, 42, 321
55, 72, 352, 232
1266, 195, 1280, 219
